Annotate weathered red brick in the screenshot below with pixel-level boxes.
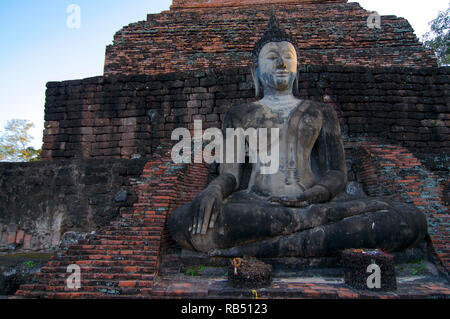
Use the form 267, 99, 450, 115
15, 230, 25, 244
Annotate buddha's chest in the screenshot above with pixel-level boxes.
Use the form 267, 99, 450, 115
242, 105, 323, 151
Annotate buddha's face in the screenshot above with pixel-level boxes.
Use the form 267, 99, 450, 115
257, 41, 297, 94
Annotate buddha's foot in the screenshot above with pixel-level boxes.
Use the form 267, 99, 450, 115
269, 196, 311, 208
208, 247, 242, 258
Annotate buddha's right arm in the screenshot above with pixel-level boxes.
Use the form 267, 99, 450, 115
191, 164, 240, 235
213, 163, 241, 198
217, 110, 243, 197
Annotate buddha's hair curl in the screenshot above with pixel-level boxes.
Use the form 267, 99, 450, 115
252, 11, 299, 65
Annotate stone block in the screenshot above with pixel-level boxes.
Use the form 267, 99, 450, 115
187, 100, 202, 108
342, 249, 397, 292
228, 257, 273, 289
15, 230, 25, 244
0, 231, 7, 245
7, 232, 16, 245
23, 235, 33, 250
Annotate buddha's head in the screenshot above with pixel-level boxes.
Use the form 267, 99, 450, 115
252, 13, 299, 97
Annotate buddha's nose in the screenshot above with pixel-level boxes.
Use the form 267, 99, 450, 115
277, 58, 287, 69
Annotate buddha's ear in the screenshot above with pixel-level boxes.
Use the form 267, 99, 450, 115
293, 71, 300, 97
251, 65, 262, 98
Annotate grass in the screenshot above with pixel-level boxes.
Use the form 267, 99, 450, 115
23, 261, 36, 268
410, 261, 427, 276
184, 265, 206, 277
396, 259, 428, 276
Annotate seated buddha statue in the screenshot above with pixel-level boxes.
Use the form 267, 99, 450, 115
168, 14, 428, 258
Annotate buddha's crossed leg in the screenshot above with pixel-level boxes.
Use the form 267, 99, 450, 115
169, 191, 427, 256
209, 197, 427, 258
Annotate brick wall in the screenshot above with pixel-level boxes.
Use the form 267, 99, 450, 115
14, 144, 212, 298
352, 139, 449, 272
0, 159, 147, 252
171, 0, 347, 9
41, 65, 449, 161
14, 140, 449, 298
161, 161, 211, 250
104, 1, 436, 76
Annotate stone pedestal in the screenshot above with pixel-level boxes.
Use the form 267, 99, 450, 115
227, 257, 273, 289
342, 249, 397, 292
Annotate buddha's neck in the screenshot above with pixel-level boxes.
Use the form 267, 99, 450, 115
260, 92, 299, 110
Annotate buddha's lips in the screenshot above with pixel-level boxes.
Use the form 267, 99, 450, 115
275, 71, 290, 77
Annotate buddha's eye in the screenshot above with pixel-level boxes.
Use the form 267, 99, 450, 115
266, 55, 278, 60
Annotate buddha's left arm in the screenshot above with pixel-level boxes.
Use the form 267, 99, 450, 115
274, 103, 347, 206
314, 103, 348, 199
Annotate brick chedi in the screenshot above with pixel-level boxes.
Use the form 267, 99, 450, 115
104, 0, 437, 76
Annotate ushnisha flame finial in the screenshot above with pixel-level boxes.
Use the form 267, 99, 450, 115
252, 10, 298, 65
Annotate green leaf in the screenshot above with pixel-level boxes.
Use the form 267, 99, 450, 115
422, 6, 450, 66
0, 119, 41, 162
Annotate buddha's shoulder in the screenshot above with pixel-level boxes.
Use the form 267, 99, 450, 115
301, 100, 338, 117
224, 101, 264, 121
301, 99, 332, 111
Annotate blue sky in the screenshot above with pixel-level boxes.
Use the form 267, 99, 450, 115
0, 0, 172, 148
0, 0, 448, 149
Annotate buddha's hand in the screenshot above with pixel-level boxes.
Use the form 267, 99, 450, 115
190, 185, 224, 235
270, 185, 331, 207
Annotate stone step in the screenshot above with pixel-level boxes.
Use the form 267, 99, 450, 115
63, 249, 158, 257
40, 266, 156, 274
34, 272, 154, 282
90, 239, 161, 246
53, 255, 156, 263
31, 284, 154, 294
109, 219, 137, 225
65, 244, 158, 251
15, 289, 152, 299
120, 214, 134, 219
103, 225, 163, 230
99, 232, 162, 238
46, 279, 154, 289
138, 218, 173, 225
86, 239, 149, 244
18, 284, 48, 291
94, 234, 161, 240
